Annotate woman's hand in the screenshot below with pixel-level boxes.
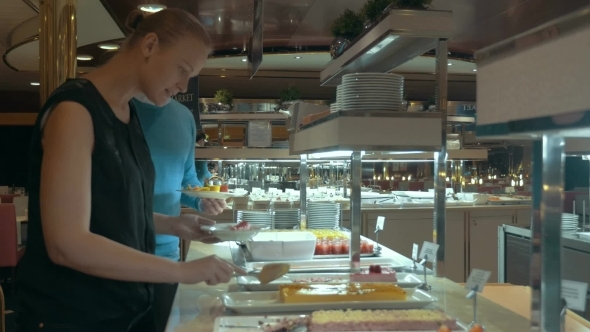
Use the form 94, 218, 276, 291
179, 255, 247, 285
199, 198, 226, 215
172, 214, 219, 243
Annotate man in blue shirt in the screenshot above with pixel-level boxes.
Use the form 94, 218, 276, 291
133, 95, 225, 331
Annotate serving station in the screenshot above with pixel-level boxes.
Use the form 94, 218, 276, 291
166, 5, 590, 332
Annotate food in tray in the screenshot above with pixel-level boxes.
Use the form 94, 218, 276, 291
230, 221, 251, 231
261, 316, 311, 332
291, 276, 347, 283
185, 184, 210, 191
278, 283, 406, 304
315, 239, 373, 255
208, 185, 221, 192
309, 309, 460, 331
349, 264, 397, 283
468, 323, 484, 332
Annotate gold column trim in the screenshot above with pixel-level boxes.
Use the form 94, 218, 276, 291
39, 0, 77, 105
0, 113, 38, 126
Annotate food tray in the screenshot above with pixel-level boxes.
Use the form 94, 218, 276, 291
213, 315, 467, 332
237, 272, 423, 291
222, 289, 435, 314
244, 256, 404, 273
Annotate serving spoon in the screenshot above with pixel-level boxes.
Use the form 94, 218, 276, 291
244, 263, 291, 284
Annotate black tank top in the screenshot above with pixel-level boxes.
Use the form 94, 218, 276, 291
16, 79, 156, 328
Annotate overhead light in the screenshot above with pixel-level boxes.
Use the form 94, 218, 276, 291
294, 56, 302, 59
241, 58, 247, 62
220, 75, 226, 78
76, 55, 93, 61
472, 69, 477, 72
30, 82, 40, 86
138, 4, 166, 12
447, 62, 453, 66
98, 43, 119, 50
232, 47, 238, 50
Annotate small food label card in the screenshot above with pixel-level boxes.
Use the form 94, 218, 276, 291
465, 269, 492, 293
419, 241, 439, 262
562, 280, 589, 312
412, 243, 419, 261
375, 216, 385, 231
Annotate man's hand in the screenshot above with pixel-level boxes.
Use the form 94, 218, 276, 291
172, 214, 220, 244
199, 198, 226, 215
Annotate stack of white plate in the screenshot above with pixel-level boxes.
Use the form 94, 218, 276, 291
562, 213, 579, 234
237, 210, 272, 228
339, 73, 404, 111
330, 85, 344, 112
273, 209, 301, 229
307, 202, 341, 229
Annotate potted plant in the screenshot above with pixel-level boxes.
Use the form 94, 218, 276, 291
276, 86, 302, 110
360, 0, 394, 28
214, 88, 233, 111
330, 9, 364, 59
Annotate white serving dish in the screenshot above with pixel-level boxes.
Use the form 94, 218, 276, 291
179, 190, 247, 200
246, 231, 317, 261
200, 224, 266, 242
237, 272, 423, 292
213, 315, 467, 332
222, 289, 435, 314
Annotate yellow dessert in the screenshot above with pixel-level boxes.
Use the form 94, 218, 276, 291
279, 283, 406, 303
208, 185, 221, 192
197, 187, 210, 191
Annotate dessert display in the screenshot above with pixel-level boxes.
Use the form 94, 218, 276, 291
261, 316, 311, 332
230, 221, 251, 231
349, 264, 398, 283
315, 239, 374, 255
310, 309, 460, 331
291, 276, 347, 283
278, 283, 406, 304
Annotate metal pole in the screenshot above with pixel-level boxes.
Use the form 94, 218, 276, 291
539, 135, 564, 332
343, 162, 348, 198
299, 154, 308, 222
530, 140, 542, 332
39, 0, 78, 104
433, 39, 448, 278
350, 151, 362, 272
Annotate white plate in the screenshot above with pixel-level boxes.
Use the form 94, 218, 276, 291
222, 289, 434, 314
180, 190, 247, 199
237, 272, 423, 291
213, 315, 467, 332
245, 257, 404, 272
201, 224, 267, 242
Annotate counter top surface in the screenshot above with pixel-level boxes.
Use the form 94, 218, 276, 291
163, 241, 573, 332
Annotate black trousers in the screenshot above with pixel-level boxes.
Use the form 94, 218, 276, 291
152, 282, 179, 332
16, 309, 155, 332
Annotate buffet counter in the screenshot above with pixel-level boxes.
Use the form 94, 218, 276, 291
163, 240, 588, 332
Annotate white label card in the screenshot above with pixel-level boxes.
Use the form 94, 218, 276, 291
376, 216, 385, 231
412, 243, 419, 261
465, 269, 492, 293
562, 280, 589, 312
419, 241, 439, 262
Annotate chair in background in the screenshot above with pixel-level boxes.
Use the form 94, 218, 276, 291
0, 204, 25, 288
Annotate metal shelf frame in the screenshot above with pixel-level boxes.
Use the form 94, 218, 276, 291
291, 36, 457, 274
474, 5, 590, 331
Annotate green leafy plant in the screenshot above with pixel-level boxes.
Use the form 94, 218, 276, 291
214, 88, 233, 106
331, 9, 364, 39
279, 87, 301, 104
361, 0, 395, 23
395, 0, 432, 9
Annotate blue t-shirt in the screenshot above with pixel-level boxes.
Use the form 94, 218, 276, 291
133, 98, 201, 260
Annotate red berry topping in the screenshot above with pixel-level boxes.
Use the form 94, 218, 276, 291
368, 265, 375, 273
373, 265, 382, 273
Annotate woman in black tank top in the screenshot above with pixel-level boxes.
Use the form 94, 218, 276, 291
16, 9, 244, 332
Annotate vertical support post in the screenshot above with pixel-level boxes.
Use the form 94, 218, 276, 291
530, 140, 542, 331
433, 39, 448, 278
538, 135, 564, 332
343, 162, 348, 198
350, 151, 362, 272
39, 0, 77, 104
299, 154, 308, 220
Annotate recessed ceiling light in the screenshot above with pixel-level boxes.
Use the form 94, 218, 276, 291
98, 43, 120, 50
232, 47, 238, 50
30, 82, 40, 86
220, 75, 226, 78
76, 55, 93, 61
294, 56, 302, 59
447, 62, 453, 66
472, 69, 477, 72
138, 4, 166, 12
241, 58, 247, 62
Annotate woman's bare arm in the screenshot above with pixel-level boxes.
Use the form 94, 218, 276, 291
40, 102, 186, 283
